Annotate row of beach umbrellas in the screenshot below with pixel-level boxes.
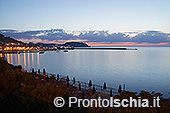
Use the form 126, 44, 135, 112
65, 76, 123, 94
33, 68, 123, 94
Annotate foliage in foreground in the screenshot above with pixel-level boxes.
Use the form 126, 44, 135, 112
0, 58, 170, 113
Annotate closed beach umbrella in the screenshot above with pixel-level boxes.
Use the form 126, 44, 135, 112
38, 69, 40, 74
103, 82, 106, 89
32, 68, 34, 73
79, 83, 81, 91
118, 85, 122, 93
110, 89, 112, 97
66, 76, 70, 82
43, 68, 46, 75
92, 86, 96, 94
89, 80, 92, 87
65, 76, 70, 87
73, 77, 75, 84
57, 74, 59, 81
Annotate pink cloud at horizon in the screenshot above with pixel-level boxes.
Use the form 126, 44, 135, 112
87, 42, 170, 47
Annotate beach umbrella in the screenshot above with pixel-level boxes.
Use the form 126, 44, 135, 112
73, 77, 75, 84
32, 68, 34, 73
103, 82, 106, 89
110, 89, 112, 97
79, 83, 81, 91
66, 76, 70, 87
38, 69, 40, 74
89, 80, 92, 87
118, 85, 122, 93
92, 86, 96, 94
43, 68, 46, 75
57, 74, 59, 81
66, 76, 70, 82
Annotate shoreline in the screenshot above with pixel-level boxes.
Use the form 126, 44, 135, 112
0, 47, 137, 54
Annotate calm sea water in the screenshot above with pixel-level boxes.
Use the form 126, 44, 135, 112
2, 47, 170, 98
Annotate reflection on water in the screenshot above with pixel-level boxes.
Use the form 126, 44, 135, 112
18, 54, 20, 64
32, 53, 34, 68
24, 53, 26, 69
7, 54, 10, 63
28, 53, 30, 70
10, 54, 13, 64
14, 54, 17, 64
0, 53, 5, 58
5, 52, 40, 71
4, 48, 170, 98
37, 52, 39, 69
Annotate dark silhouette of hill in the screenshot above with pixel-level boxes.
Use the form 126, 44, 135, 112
0, 34, 25, 45
60, 42, 90, 47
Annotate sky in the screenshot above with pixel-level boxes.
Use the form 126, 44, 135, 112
0, 0, 170, 46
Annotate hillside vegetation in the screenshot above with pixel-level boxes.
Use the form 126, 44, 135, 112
0, 58, 169, 113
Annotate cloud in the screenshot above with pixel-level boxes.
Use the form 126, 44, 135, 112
123, 32, 141, 38
131, 31, 170, 43
0, 29, 170, 46
18, 38, 43, 44
18, 38, 58, 44
31, 32, 47, 37
88, 42, 170, 47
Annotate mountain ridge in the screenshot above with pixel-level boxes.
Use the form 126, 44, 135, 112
0, 34, 26, 45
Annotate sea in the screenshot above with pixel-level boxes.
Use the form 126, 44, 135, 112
2, 47, 170, 98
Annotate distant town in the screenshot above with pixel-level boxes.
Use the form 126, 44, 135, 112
0, 34, 89, 53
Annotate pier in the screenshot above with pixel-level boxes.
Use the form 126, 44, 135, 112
74, 47, 137, 50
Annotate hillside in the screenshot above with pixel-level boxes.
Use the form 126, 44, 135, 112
62, 42, 90, 47
0, 34, 25, 45
0, 57, 170, 112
